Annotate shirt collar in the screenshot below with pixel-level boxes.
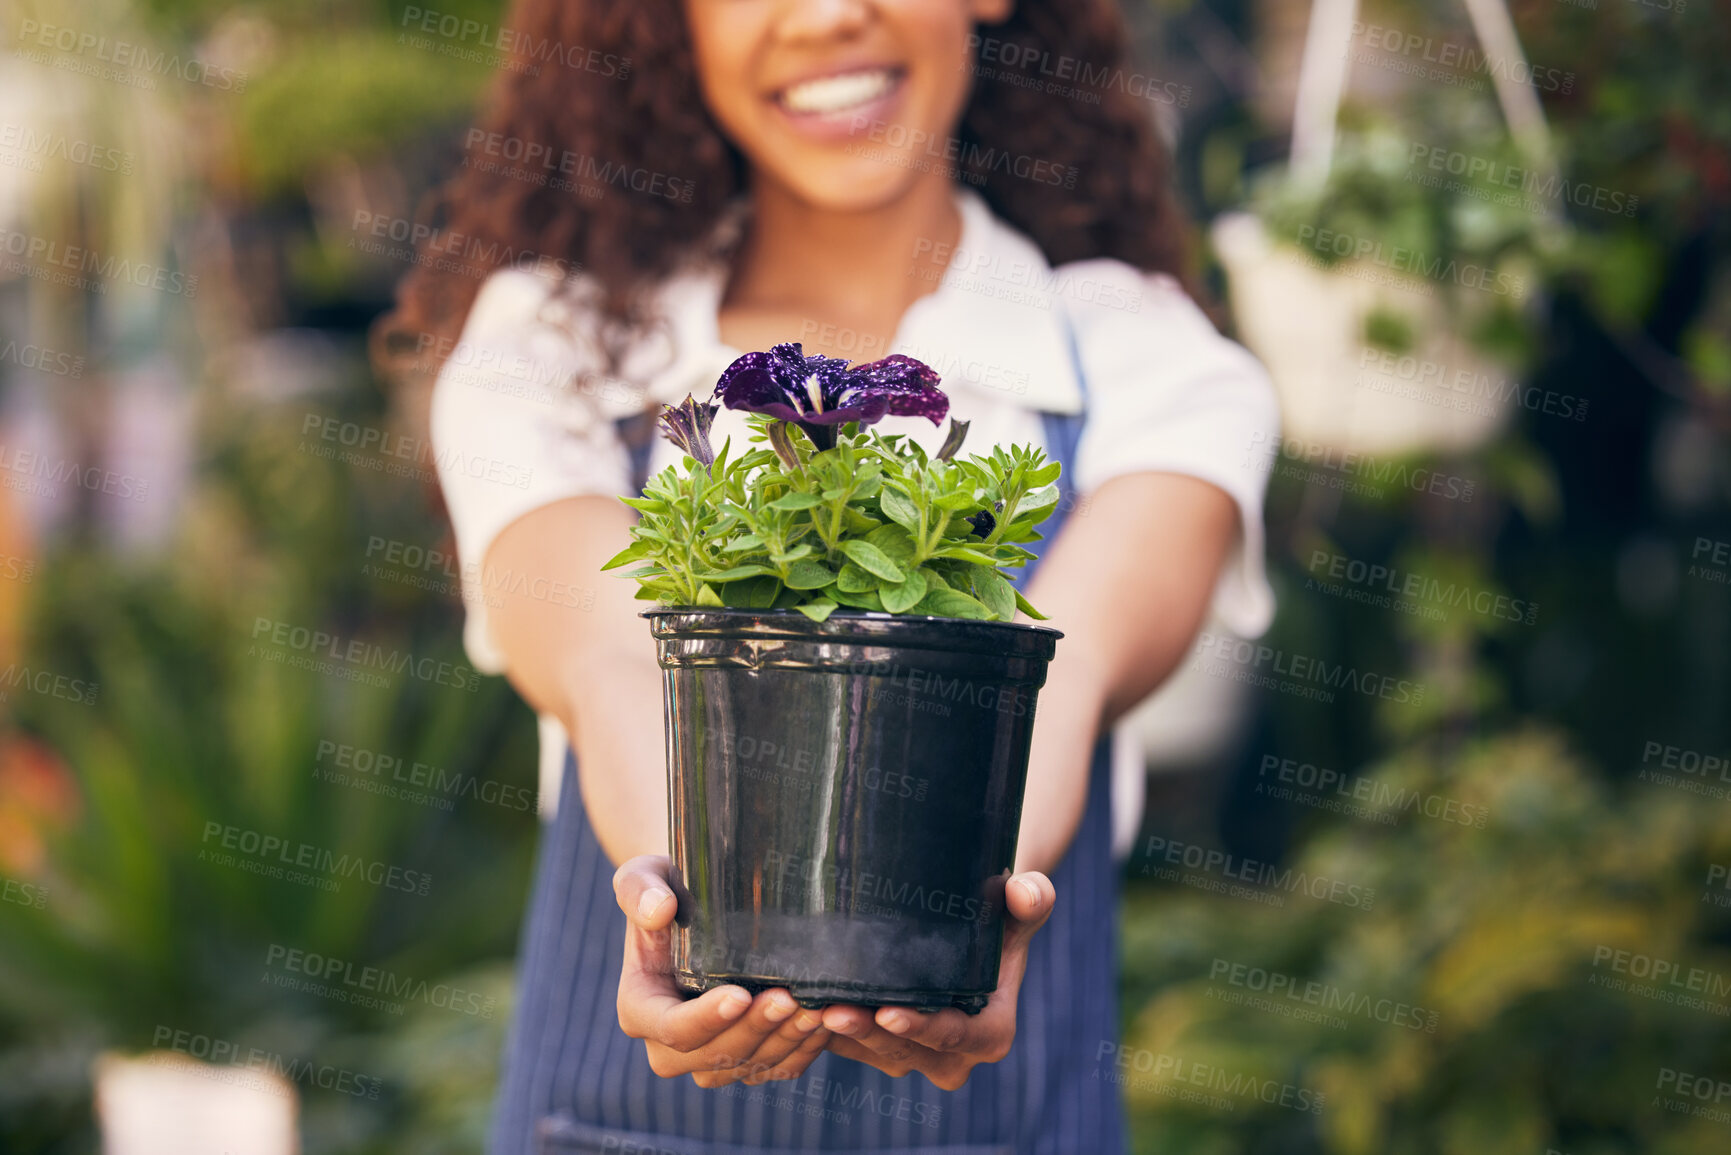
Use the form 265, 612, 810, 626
636, 186, 1084, 416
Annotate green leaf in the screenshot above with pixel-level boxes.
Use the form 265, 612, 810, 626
828, 586, 885, 612
633, 584, 665, 601
930, 546, 1002, 566
722, 534, 765, 553
878, 486, 921, 530
879, 568, 929, 613
703, 564, 775, 582
933, 490, 980, 512
1028, 462, 1062, 488
769, 491, 823, 511
600, 541, 651, 570
770, 542, 814, 564
1017, 485, 1061, 519
840, 540, 905, 582
911, 588, 993, 620
1013, 587, 1048, 620
720, 575, 782, 609
973, 568, 1017, 621
695, 583, 724, 606
620, 496, 668, 513
863, 524, 917, 565
795, 599, 839, 623
784, 560, 836, 589
837, 562, 876, 594
841, 508, 882, 535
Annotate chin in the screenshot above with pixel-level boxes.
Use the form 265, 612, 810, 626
767, 159, 930, 214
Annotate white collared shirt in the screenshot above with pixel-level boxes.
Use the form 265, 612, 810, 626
431, 187, 1280, 841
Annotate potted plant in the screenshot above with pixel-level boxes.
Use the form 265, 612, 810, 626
604, 343, 1064, 1013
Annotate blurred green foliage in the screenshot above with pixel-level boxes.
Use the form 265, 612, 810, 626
236, 32, 488, 196
0, 374, 539, 1153
1121, 714, 1731, 1154
1124, 3, 1731, 1149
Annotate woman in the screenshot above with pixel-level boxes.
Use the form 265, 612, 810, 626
378, 0, 1278, 1151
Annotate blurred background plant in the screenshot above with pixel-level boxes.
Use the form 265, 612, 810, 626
0, 0, 1727, 1151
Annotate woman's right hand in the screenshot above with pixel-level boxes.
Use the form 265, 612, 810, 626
613, 855, 833, 1087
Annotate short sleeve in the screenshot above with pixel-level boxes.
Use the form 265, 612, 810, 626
429, 268, 637, 673
1062, 261, 1281, 639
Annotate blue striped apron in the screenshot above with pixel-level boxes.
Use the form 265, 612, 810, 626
490, 348, 1123, 1155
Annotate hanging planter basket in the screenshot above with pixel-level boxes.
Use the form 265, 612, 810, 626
1216, 0, 1556, 459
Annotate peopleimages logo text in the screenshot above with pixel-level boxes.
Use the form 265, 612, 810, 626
1208, 958, 1440, 1032
264, 944, 497, 1018
1306, 549, 1538, 626
1142, 835, 1376, 910
150, 1026, 381, 1098
249, 617, 480, 692
15, 20, 248, 91
1408, 143, 1636, 218
1193, 631, 1426, 706
0, 443, 150, 501
200, 821, 433, 896
1296, 224, 1526, 299
1256, 754, 1489, 828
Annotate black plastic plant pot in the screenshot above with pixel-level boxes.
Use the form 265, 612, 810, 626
646, 607, 1061, 1015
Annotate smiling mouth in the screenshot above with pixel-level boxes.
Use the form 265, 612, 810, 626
775, 67, 905, 116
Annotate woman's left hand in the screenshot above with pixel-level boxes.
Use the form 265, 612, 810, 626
817, 871, 1055, 1090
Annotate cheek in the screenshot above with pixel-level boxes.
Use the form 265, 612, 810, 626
683, 9, 759, 133
902, 13, 979, 126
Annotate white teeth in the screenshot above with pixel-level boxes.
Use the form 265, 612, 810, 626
779, 69, 896, 115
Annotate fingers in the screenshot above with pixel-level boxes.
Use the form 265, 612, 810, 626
874, 1005, 985, 1056
634, 987, 821, 1083
686, 997, 826, 1087
812, 873, 1057, 1086
733, 1010, 832, 1086
822, 1005, 926, 1072
620, 979, 751, 1049
696, 991, 803, 1072
613, 855, 678, 930
823, 1033, 918, 1078
624, 870, 1057, 1088
614, 856, 836, 1085
756, 1020, 833, 1082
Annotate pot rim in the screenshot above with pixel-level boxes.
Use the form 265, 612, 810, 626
642, 605, 1063, 640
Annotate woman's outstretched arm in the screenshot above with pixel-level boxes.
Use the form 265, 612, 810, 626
485, 494, 668, 865
1012, 471, 1239, 875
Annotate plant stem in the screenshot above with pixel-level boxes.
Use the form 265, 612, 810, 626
926, 511, 952, 557
986, 483, 1024, 546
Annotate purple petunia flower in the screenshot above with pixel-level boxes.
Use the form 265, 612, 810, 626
966, 506, 998, 539
659, 394, 719, 467
713, 342, 947, 450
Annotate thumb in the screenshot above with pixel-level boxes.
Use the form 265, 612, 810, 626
613, 854, 679, 932
1000, 872, 1055, 960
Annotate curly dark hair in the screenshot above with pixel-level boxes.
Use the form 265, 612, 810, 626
374, 0, 1193, 385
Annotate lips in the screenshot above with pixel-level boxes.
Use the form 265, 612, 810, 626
774, 67, 905, 117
